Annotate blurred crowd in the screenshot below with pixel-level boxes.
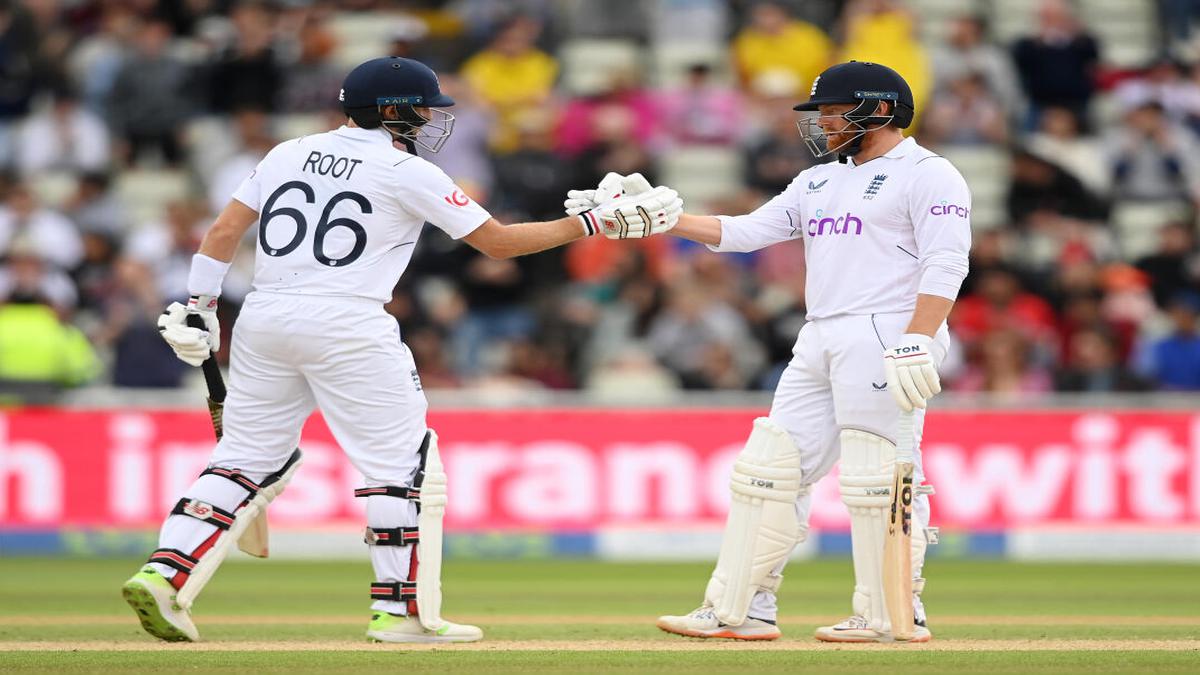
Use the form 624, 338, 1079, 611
2, 0, 1200, 403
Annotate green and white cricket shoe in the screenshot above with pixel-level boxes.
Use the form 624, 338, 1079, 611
366, 612, 483, 643
121, 565, 200, 642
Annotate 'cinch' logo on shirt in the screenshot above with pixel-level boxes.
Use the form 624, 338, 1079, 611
808, 209, 864, 236
930, 200, 969, 218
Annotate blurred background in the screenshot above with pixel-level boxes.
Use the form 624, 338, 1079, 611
1, 0, 1198, 563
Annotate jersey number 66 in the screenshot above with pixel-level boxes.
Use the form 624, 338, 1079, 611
259, 181, 371, 268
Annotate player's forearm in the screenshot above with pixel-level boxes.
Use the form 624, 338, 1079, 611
474, 216, 586, 259
669, 213, 723, 247
905, 293, 955, 338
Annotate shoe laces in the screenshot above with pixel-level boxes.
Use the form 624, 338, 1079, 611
836, 615, 871, 630
687, 606, 716, 620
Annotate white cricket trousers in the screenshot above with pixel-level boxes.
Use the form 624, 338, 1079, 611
748, 311, 950, 621
150, 291, 429, 615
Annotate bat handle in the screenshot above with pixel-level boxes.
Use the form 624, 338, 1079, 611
896, 409, 915, 463
184, 312, 227, 403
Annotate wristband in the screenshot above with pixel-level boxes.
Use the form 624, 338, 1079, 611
578, 210, 601, 237
187, 254, 231, 297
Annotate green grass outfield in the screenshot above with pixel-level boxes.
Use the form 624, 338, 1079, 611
1, 557, 1198, 673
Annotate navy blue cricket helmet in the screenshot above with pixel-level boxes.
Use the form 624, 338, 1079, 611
340, 57, 456, 153
793, 61, 915, 158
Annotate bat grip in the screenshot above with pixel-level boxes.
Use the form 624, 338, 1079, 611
896, 409, 915, 463
185, 313, 227, 403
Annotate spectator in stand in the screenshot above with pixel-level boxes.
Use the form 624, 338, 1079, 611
460, 15, 558, 154
93, 257, 186, 388
1110, 101, 1200, 206
1026, 106, 1109, 193
1134, 292, 1200, 390
931, 14, 1023, 118
1012, 0, 1100, 130
492, 112, 573, 222
952, 267, 1059, 353
1055, 327, 1150, 392
0, 240, 97, 402
206, 108, 276, 215
920, 71, 1008, 146
65, 4, 140, 115
647, 281, 764, 389
732, 1, 833, 98
0, 184, 83, 271
16, 86, 110, 175
0, 1, 43, 166
106, 15, 193, 167
1113, 57, 1200, 129
1007, 148, 1108, 226
277, 17, 342, 114
555, 68, 660, 158
838, 0, 932, 122
952, 328, 1053, 396
123, 199, 204, 303
585, 344, 681, 403
656, 63, 744, 147
72, 229, 119, 314
1137, 221, 1200, 307
742, 86, 817, 195
208, 2, 281, 114
62, 172, 126, 237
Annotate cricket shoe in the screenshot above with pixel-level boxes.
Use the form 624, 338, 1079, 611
121, 565, 200, 642
814, 615, 931, 643
656, 605, 782, 641
367, 612, 483, 643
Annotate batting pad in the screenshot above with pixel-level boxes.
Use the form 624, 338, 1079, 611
415, 429, 448, 631
839, 429, 896, 633
706, 418, 803, 626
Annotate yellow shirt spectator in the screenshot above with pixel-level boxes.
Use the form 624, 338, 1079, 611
733, 6, 833, 98
838, 7, 932, 129
460, 18, 558, 154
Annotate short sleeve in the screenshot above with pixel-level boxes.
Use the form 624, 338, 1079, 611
394, 158, 492, 239
231, 161, 265, 212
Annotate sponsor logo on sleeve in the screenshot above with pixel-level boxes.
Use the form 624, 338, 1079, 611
930, 200, 970, 218
444, 190, 469, 206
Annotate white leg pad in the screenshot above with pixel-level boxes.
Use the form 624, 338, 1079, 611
839, 429, 895, 634
705, 418, 803, 626
176, 450, 302, 610
416, 430, 447, 632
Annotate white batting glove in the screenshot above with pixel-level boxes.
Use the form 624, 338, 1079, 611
157, 299, 218, 367
883, 333, 941, 412
596, 185, 683, 239
565, 172, 625, 217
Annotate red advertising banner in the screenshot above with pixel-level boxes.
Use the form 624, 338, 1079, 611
2, 409, 1199, 531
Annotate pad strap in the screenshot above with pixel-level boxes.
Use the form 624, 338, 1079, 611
364, 526, 420, 546
170, 498, 236, 531
354, 486, 421, 501
148, 548, 199, 574
200, 467, 261, 497
370, 581, 417, 602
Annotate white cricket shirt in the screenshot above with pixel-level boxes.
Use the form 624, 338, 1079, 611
712, 136, 971, 319
232, 125, 491, 303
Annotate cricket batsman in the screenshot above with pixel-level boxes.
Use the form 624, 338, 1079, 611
575, 61, 971, 642
121, 56, 681, 644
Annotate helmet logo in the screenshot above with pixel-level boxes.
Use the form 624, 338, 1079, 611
338, 88, 345, 102
810, 75, 820, 97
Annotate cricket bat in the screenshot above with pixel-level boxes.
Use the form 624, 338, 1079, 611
883, 409, 916, 640
186, 314, 270, 558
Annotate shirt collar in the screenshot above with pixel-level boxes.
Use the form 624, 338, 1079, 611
847, 136, 917, 166
333, 125, 393, 142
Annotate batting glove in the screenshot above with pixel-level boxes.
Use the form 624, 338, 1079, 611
596, 185, 683, 239
157, 298, 219, 367
883, 333, 941, 412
